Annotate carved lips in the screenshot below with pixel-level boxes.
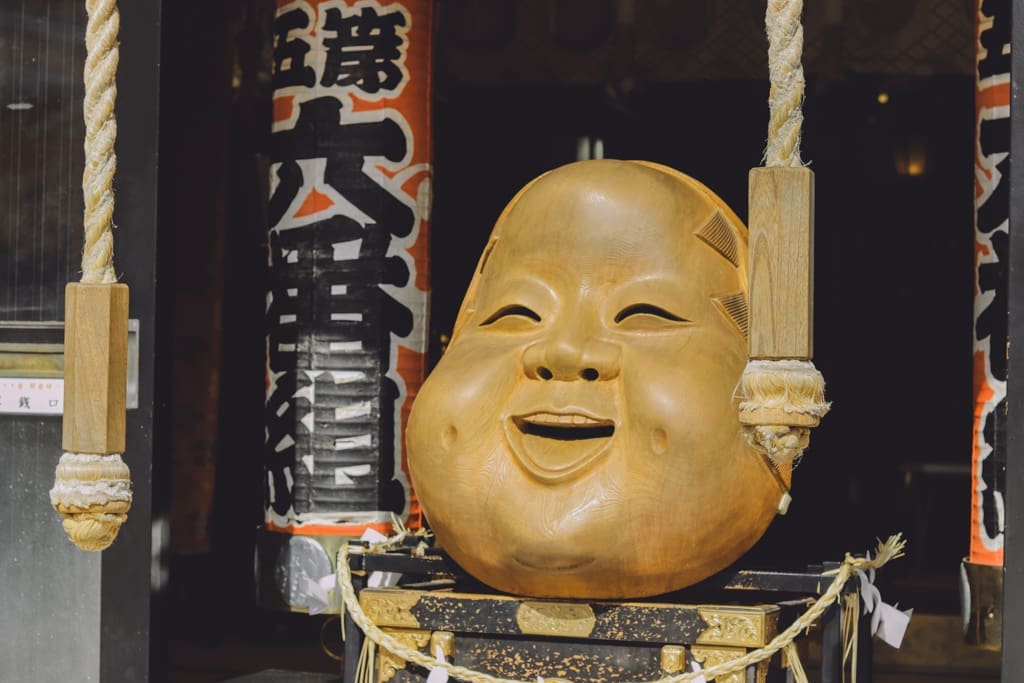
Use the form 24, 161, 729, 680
504, 410, 616, 484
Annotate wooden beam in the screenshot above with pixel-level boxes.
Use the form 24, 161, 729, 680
747, 166, 815, 359
62, 282, 129, 454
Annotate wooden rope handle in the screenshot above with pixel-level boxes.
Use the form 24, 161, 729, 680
50, 0, 131, 552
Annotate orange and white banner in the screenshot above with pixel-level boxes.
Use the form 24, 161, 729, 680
971, 0, 1008, 566
264, 0, 432, 535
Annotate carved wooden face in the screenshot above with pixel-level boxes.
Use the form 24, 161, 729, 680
408, 160, 783, 598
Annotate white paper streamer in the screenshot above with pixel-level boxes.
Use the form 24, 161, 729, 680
856, 560, 914, 648
360, 528, 403, 588
303, 572, 338, 616
426, 646, 450, 683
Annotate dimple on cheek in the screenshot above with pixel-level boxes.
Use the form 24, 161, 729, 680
650, 427, 668, 455
441, 424, 457, 451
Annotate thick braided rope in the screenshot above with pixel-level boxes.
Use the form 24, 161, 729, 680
765, 0, 805, 167
337, 535, 905, 683
51, 0, 127, 553
81, 0, 119, 283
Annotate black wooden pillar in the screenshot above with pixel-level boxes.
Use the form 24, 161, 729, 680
99, 1, 164, 681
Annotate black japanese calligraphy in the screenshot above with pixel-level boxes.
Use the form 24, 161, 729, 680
265, 94, 416, 519
320, 6, 407, 94
273, 7, 317, 90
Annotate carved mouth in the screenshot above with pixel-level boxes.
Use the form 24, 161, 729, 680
515, 412, 615, 440
504, 411, 615, 483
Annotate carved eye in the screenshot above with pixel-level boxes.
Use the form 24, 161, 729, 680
481, 305, 541, 327
614, 304, 689, 326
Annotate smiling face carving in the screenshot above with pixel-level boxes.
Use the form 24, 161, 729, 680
407, 159, 784, 598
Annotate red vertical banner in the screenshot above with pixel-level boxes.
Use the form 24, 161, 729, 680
972, 0, 1009, 566
265, 0, 432, 537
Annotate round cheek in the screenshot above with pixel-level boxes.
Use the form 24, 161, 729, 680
619, 339, 745, 473
409, 345, 520, 553
411, 342, 520, 458
624, 366, 717, 447
616, 337, 777, 555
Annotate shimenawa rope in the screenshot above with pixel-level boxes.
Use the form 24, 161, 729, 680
336, 534, 905, 683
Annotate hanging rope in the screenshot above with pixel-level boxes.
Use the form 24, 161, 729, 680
740, 0, 824, 472
336, 535, 905, 683
50, 0, 130, 552
764, 0, 805, 167
81, 0, 119, 283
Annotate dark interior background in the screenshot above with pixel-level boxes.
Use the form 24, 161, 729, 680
160, 0, 977, 678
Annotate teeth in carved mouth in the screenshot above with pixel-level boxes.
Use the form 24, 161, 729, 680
514, 413, 615, 440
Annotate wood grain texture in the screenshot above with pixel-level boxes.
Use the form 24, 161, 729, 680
747, 167, 814, 359
62, 282, 129, 454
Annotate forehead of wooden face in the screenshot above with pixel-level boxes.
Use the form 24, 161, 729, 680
477, 161, 742, 305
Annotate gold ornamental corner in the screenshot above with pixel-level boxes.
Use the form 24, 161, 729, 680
696, 606, 778, 647
516, 601, 597, 638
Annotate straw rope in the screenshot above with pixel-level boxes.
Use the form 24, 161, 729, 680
81, 0, 119, 283
783, 642, 810, 683
337, 535, 905, 683
50, 0, 128, 552
765, 0, 805, 167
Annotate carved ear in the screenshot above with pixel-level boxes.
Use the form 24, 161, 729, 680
694, 210, 739, 267
713, 291, 749, 339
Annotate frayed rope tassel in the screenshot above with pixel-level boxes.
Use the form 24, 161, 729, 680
50, 453, 132, 551
738, 359, 830, 467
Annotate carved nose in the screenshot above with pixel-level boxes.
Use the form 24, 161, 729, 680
523, 338, 620, 382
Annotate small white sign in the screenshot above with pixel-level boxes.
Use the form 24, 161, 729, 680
0, 378, 63, 415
